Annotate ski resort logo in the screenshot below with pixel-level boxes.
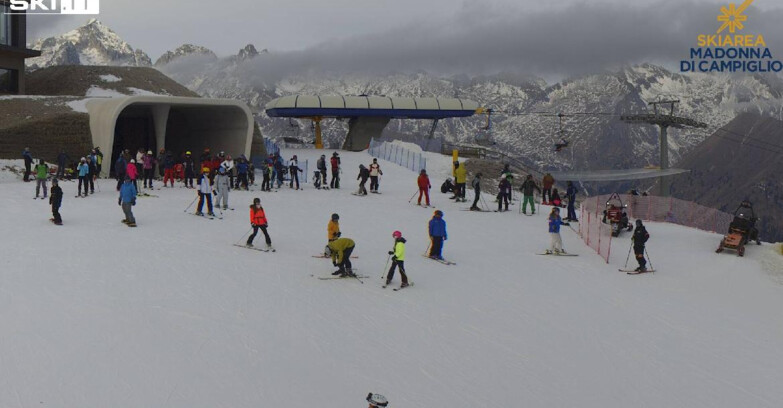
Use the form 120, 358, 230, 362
9, 0, 100, 15
680, 0, 782, 73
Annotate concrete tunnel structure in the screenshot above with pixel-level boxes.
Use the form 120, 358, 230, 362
86, 96, 254, 177
265, 95, 480, 151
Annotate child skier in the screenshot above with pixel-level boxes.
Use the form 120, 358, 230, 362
497, 174, 512, 211
369, 158, 383, 193
247, 197, 273, 250
632, 219, 650, 272
326, 237, 356, 277
119, 176, 137, 227
288, 155, 302, 189
417, 169, 431, 206
196, 167, 215, 216
49, 178, 63, 225
357, 164, 370, 195
77, 157, 90, 197
328, 213, 341, 242
546, 207, 565, 254
428, 210, 447, 260
34, 159, 49, 199
551, 188, 562, 207
214, 166, 231, 210
520, 174, 541, 214
386, 231, 409, 288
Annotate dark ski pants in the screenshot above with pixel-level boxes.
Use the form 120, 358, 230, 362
497, 193, 509, 211
143, 169, 154, 188
237, 173, 248, 190
330, 169, 339, 189
88, 175, 94, 193
358, 179, 368, 195
122, 202, 135, 224
386, 259, 408, 285
262, 174, 271, 191
542, 187, 552, 203
78, 176, 89, 195
24, 162, 31, 181
320, 169, 327, 186
116, 175, 124, 191
36, 179, 48, 198
197, 192, 213, 213
418, 188, 430, 205
370, 176, 379, 192
634, 245, 646, 269
430, 236, 444, 258
51, 203, 62, 223
289, 172, 299, 189
471, 189, 480, 209
247, 224, 271, 246
337, 246, 355, 274
57, 163, 66, 178
567, 201, 577, 221
277, 172, 284, 188
456, 183, 466, 199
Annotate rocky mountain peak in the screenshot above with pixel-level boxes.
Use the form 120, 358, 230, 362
155, 44, 217, 67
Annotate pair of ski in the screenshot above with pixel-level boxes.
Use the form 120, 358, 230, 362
311, 255, 359, 259
315, 271, 367, 284
383, 282, 414, 291
233, 244, 275, 252
536, 251, 578, 256
191, 212, 223, 220
620, 268, 655, 275
421, 254, 456, 265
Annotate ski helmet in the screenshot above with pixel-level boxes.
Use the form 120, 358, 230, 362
51, 178, 58, 185
636, 219, 643, 227
218, 167, 226, 174
202, 167, 210, 173
147, 150, 152, 155
324, 245, 332, 257
331, 213, 339, 221
253, 197, 261, 205
434, 210, 443, 217
186, 151, 191, 155
392, 230, 402, 239
366, 393, 388, 407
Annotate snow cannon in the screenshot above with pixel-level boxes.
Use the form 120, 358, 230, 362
716, 200, 761, 257
602, 193, 633, 237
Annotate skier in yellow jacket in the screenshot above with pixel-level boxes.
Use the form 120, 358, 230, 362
327, 213, 340, 241
326, 237, 355, 277
385, 231, 409, 288
452, 161, 467, 202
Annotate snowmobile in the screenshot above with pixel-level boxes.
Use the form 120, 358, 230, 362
716, 200, 761, 257
602, 193, 632, 237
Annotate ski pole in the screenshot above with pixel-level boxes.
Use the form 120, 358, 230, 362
235, 227, 254, 245
624, 242, 633, 269
645, 247, 653, 270
408, 189, 419, 203
382, 254, 391, 279
183, 195, 198, 212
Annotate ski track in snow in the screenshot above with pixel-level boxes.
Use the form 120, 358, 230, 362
1, 149, 783, 407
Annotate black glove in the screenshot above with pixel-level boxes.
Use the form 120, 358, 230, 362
118, 198, 121, 206
333, 262, 338, 267
212, 190, 217, 195
262, 224, 268, 228
392, 256, 397, 261
388, 251, 394, 255
131, 199, 136, 206
336, 232, 341, 237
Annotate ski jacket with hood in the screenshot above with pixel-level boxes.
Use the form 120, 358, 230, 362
392, 238, 406, 261
328, 238, 355, 264
250, 205, 268, 226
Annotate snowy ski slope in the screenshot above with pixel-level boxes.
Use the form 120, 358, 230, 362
0, 150, 782, 408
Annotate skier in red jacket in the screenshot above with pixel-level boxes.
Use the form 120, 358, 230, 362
417, 169, 431, 206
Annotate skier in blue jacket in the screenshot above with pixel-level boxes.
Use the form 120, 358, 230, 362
428, 210, 448, 259
546, 207, 565, 254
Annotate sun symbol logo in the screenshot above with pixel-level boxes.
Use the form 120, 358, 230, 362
717, 0, 753, 34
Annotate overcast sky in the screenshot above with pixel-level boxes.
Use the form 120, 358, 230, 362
27, 0, 783, 80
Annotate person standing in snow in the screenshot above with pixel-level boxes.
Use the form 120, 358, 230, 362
330, 152, 341, 189
77, 157, 90, 197
417, 169, 431, 206
520, 174, 541, 214
235, 156, 249, 190
386, 231, 409, 288
326, 237, 356, 277
632, 219, 650, 272
497, 174, 512, 212
183, 151, 196, 188
274, 155, 285, 189
127, 159, 139, 191
196, 167, 215, 216
369, 158, 383, 193
162, 152, 175, 187
317, 154, 328, 188
142, 150, 157, 189
262, 162, 272, 191
114, 152, 127, 191
135, 148, 144, 180
86, 155, 96, 194
356, 164, 370, 195
157, 148, 167, 180
34, 159, 49, 199
288, 155, 302, 189
49, 178, 63, 225
546, 207, 565, 254
247, 197, 273, 249
56, 149, 70, 179
565, 181, 578, 222
119, 176, 137, 227
469, 172, 482, 211
328, 213, 341, 242
94, 147, 104, 177
22, 147, 33, 182
221, 155, 235, 189
214, 166, 231, 210
428, 210, 447, 260
452, 161, 467, 202
542, 173, 555, 204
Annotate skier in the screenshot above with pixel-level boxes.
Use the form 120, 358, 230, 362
520, 174, 541, 214
317, 154, 328, 188
386, 231, 409, 288
142, 150, 157, 189
221, 154, 235, 189
199, 148, 212, 170
86, 155, 96, 194
127, 159, 139, 190
22, 147, 33, 182
288, 155, 302, 189
274, 155, 285, 189
417, 169, 431, 206
545, 207, 566, 254
34, 159, 49, 199
326, 237, 356, 277
328, 213, 341, 242
632, 219, 650, 272
441, 177, 454, 194
452, 161, 467, 202
163, 152, 175, 187
497, 174, 512, 212
247, 197, 273, 249
114, 153, 127, 191
49, 178, 63, 225
469, 172, 482, 210
330, 152, 341, 189
135, 148, 144, 179
183, 151, 196, 188
56, 149, 70, 179
157, 148, 167, 180
357, 164, 370, 195
236, 156, 250, 190
214, 166, 231, 210
369, 158, 383, 193
263, 162, 273, 191
94, 146, 103, 176
565, 181, 578, 222
196, 167, 215, 216
542, 172, 554, 204
77, 157, 90, 197
366, 393, 389, 408
247, 161, 256, 186
428, 210, 447, 260
119, 176, 137, 227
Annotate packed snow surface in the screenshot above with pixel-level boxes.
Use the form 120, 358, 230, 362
1, 150, 782, 408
